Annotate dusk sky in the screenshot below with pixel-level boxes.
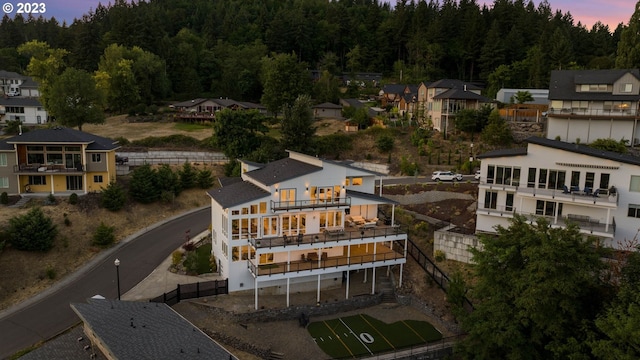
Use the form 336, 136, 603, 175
6, 0, 637, 29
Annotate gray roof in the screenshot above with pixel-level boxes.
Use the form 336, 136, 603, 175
478, 136, 640, 166
313, 102, 342, 109
381, 84, 407, 95
70, 299, 234, 360
3, 127, 120, 151
346, 189, 398, 204
549, 69, 640, 101
0, 97, 43, 107
428, 79, 482, 91
207, 180, 270, 208
245, 157, 323, 186
432, 88, 491, 102
476, 147, 528, 159
172, 98, 210, 108
0, 70, 24, 79
340, 98, 364, 108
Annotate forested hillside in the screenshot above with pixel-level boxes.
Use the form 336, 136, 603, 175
0, 0, 634, 103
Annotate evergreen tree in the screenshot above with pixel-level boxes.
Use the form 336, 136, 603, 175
179, 162, 197, 190
616, 1, 640, 68
156, 164, 181, 195
8, 207, 58, 252
100, 182, 127, 212
457, 215, 608, 359
281, 95, 316, 153
129, 163, 159, 203
480, 110, 512, 146
92, 222, 116, 247
197, 168, 215, 189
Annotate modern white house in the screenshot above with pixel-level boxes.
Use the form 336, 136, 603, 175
207, 151, 407, 309
496, 88, 549, 105
0, 97, 48, 125
546, 69, 640, 145
475, 136, 640, 250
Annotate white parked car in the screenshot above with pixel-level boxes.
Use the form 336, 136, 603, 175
431, 171, 463, 181
474, 170, 481, 180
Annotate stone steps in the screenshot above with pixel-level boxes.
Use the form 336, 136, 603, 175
9, 196, 31, 208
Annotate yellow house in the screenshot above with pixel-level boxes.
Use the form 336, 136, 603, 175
0, 126, 120, 195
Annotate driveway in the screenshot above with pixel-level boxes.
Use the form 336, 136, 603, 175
0, 207, 211, 359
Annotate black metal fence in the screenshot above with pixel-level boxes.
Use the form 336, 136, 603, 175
402, 238, 475, 313
149, 279, 228, 306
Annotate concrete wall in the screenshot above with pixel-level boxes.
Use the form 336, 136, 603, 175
434, 225, 482, 264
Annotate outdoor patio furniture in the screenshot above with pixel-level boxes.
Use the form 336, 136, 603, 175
307, 252, 318, 261
297, 234, 304, 243
562, 185, 570, 194
584, 187, 592, 196
592, 189, 600, 197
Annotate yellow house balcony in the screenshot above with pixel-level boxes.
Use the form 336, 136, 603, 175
14, 163, 85, 174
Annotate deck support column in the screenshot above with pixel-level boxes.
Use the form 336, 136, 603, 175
286, 278, 290, 307
316, 274, 321, 304
345, 271, 350, 299
254, 278, 258, 310
371, 267, 376, 294
363, 268, 367, 283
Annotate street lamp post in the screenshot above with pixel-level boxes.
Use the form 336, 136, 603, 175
114, 258, 121, 300
469, 143, 474, 174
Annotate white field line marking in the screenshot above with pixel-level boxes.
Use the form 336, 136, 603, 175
340, 318, 373, 355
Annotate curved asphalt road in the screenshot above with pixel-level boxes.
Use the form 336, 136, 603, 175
0, 207, 210, 359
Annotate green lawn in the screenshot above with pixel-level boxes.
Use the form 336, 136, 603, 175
307, 314, 442, 359
173, 122, 212, 132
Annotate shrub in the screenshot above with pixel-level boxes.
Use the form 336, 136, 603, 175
68, 193, 78, 205
46, 193, 57, 205
101, 181, 127, 211
92, 222, 116, 247
376, 134, 394, 153
0, 192, 8, 205
8, 207, 58, 251
63, 214, 71, 227
114, 136, 130, 146
45, 265, 56, 280
171, 250, 183, 266
434, 249, 446, 262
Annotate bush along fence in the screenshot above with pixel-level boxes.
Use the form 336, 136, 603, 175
149, 279, 228, 306
402, 237, 475, 313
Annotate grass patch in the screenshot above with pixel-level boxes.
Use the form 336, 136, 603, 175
308, 314, 442, 359
174, 122, 212, 132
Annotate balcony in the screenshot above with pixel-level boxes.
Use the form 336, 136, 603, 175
516, 186, 618, 207
477, 205, 616, 237
270, 197, 351, 212
247, 243, 405, 277
248, 225, 406, 249
548, 108, 639, 119
14, 163, 85, 174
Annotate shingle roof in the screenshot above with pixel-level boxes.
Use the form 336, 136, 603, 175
245, 157, 323, 186
432, 88, 491, 102
340, 98, 364, 108
207, 180, 270, 208
70, 299, 234, 360
476, 147, 528, 159
549, 69, 640, 101
428, 79, 482, 91
0, 97, 43, 107
3, 127, 120, 151
381, 84, 406, 95
313, 102, 342, 109
346, 189, 398, 204
172, 98, 210, 107
477, 136, 640, 166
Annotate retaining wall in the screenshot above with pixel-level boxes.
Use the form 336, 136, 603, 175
434, 225, 482, 264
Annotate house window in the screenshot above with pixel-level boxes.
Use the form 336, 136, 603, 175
66, 176, 83, 190
538, 169, 547, 189
571, 171, 580, 188
536, 200, 562, 217
221, 241, 228, 258
0, 153, 6, 167
585, 172, 595, 189
279, 188, 296, 205
571, 101, 588, 110
259, 253, 274, 264
630, 176, 640, 192
28, 175, 46, 185
0, 177, 8, 188
628, 205, 640, 218
547, 170, 566, 190
94, 175, 103, 183
527, 168, 536, 188
506, 193, 514, 212
620, 83, 633, 93
599, 173, 610, 190
91, 154, 102, 162
488, 166, 521, 186
484, 191, 498, 209
262, 216, 278, 237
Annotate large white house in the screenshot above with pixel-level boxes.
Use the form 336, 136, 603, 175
207, 151, 407, 309
547, 69, 640, 145
476, 136, 640, 250
0, 97, 48, 125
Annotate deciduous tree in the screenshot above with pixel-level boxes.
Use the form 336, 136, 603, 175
47, 67, 105, 131
212, 109, 268, 159
260, 52, 311, 116
281, 95, 316, 153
